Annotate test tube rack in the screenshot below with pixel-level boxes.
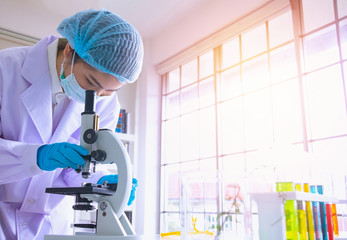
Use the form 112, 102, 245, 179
252, 191, 346, 240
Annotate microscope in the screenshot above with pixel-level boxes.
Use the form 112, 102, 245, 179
45, 90, 143, 240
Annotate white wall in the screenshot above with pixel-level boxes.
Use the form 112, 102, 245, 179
0, 38, 27, 49
133, 40, 162, 235
150, 0, 269, 65
116, 82, 137, 135
0, 0, 64, 39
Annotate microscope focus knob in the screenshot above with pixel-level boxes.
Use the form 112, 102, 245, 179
83, 129, 98, 144
91, 150, 107, 162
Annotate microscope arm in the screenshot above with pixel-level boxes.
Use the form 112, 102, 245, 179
89, 129, 132, 218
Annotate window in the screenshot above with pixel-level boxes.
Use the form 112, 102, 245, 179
160, 0, 347, 237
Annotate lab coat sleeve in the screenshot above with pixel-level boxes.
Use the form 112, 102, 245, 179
0, 138, 43, 184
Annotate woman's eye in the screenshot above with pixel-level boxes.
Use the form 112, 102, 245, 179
87, 79, 98, 87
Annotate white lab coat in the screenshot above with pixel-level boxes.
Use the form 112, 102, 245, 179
0, 35, 120, 240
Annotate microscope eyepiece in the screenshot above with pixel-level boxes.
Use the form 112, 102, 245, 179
83, 90, 96, 114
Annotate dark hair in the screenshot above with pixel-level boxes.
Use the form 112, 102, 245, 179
58, 38, 83, 63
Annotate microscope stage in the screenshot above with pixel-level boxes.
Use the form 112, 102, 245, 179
45, 183, 117, 196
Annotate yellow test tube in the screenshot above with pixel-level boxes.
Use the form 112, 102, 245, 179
276, 182, 299, 240
303, 183, 316, 240
296, 184, 308, 240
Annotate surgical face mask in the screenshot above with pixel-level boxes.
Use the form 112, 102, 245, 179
60, 52, 86, 103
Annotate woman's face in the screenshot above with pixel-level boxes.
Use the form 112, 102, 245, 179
62, 44, 124, 97
68, 60, 123, 96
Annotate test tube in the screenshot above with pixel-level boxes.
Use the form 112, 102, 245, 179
317, 185, 332, 240
303, 183, 316, 240
330, 174, 339, 237
311, 185, 323, 240
276, 182, 299, 240
296, 183, 308, 240
325, 203, 334, 240
331, 203, 339, 236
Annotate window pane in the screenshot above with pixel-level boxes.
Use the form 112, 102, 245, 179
165, 92, 180, 119
168, 68, 180, 93
182, 59, 198, 86
272, 79, 303, 144
161, 213, 180, 233
206, 213, 219, 232
303, 26, 340, 72
340, 19, 347, 60
268, 11, 294, 48
162, 164, 180, 212
241, 24, 267, 60
181, 84, 198, 114
302, 0, 335, 33
222, 171, 247, 211
203, 178, 218, 213
199, 51, 214, 79
180, 112, 199, 161
163, 119, 180, 164
245, 151, 276, 192
242, 54, 270, 93
303, 65, 347, 139
221, 154, 245, 174
338, 0, 347, 18
222, 37, 240, 68
218, 97, 244, 154
311, 137, 347, 199
200, 158, 217, 172
199, 107, 216, 158
182, 172, 218, 213
270, 43, 297, 83
181, 160, 199, 173
219, 66, 241, 101
244, 89, 273, 150
199, 77, 215, 108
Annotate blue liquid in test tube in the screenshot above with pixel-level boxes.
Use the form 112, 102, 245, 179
310, 185, 323, 240
317, 185, 328, 240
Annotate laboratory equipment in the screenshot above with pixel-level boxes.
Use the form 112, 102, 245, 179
44, 90, 143, 240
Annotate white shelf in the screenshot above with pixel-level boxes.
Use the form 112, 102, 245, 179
252, 191, 339, 203
115, 133, 135, 142
336, 234, 347, 240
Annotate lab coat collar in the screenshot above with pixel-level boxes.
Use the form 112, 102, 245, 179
20, 36, 58, 143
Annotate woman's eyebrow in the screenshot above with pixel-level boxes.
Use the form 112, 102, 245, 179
89, 75, 117, 92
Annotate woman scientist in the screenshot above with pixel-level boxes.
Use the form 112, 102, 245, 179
0, 9, 143, 240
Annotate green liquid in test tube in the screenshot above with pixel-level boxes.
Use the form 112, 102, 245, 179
276, 182, 299, 240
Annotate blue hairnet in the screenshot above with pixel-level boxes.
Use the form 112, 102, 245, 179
57, 9, 144, 83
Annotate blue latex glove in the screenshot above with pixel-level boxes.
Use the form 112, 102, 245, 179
37, 142, 88, 171
97, 174, 138, 206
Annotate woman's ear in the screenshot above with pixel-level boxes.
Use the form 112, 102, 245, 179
63, 43, 74, 60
